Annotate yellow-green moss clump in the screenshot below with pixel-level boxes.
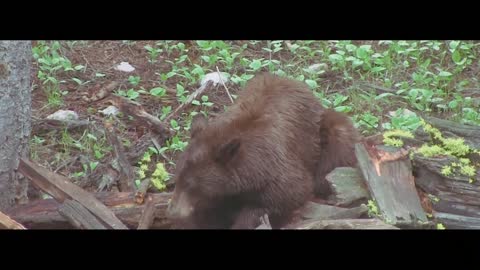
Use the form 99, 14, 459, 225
383, 130, 414, 147
137, 150, 170, 191
416, 119, 478, 181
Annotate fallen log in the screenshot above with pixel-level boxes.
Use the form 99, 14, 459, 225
18, 158, 128, 229
415, 116, 480, 148
404, 117, 480, 229
355, 142, 428, 228
285, 218, 399, 230
7, 192, 172, 229
412, 154, 480, 229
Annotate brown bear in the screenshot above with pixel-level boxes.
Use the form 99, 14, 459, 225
166, 72, 359, 229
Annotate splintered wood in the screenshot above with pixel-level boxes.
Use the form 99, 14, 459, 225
0, 211, 26, 230
355, 142, 428, 227
18, 158, 128, 229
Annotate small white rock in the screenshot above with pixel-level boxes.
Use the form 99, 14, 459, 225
307, 63, 328, 72
201, 72, 229, 87
115, 62, 135, 72
46, 110, 79, 121
389, 108, 417, 117
100, 105, 120, 116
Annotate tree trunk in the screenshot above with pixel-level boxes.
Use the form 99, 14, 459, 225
0, 41, 32, 211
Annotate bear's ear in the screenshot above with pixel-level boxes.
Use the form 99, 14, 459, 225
215, 138, 241, 164
190, 114, 207, 138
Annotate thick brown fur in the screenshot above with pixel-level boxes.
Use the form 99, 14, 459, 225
167, 73, 360, 229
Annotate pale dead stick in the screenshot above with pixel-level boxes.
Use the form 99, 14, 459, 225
216, 66, 234, 104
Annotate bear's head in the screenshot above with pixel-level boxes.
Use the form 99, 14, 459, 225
166, 114, 243, 227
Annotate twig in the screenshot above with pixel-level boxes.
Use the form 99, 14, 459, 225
356, 82, 398, 94
216, 66, 234, 104
164, 82, 213, 122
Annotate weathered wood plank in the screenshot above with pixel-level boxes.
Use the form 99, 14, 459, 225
18, 158, 128, 229
325, 167, 369, 207
58, 199, 107, 229
286, 218, 399, 230
299, 202, 368, 220
355, 142, 428, 227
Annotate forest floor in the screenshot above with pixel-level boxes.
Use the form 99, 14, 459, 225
29, 40, 480, 196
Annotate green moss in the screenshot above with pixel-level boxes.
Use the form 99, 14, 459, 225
417, 144, 446, 157
416, 119, 479, 179
441, 165, 452, 176
384, 137, 404, 147
383, 130, 414, 147
460, 164, 476, 177
443, 138, 471, 156
151, 162, 169, 191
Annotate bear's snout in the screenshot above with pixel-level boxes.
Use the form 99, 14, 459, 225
166, 192, 194, 219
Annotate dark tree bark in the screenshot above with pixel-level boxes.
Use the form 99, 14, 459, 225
0, 41, 32, 211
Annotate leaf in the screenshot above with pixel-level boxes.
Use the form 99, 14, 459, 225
90, 161, 99, 171
249, 59, 262, 70
408, 89, 420, 99
72, 78, 82, 85
452, 50, 462, 63
150, 87, 166, 97
345, 44, 357, 52
448, 100, 459, 109
86, 133, 98, 141
176, 84, 185, 95
127, 89, 139, 100
305, 79, 318, 89
334, 106, 352, 113
201, 95, 209, 102
192, 100, 201, 106
375, 93, 394, 100
356, 47, 368, 59
328, 54, 343, 62
449, 41, 460, 52
438, 71, 453, 77
74, 65, 85, 71
371, 66, 386, 72
95, 73, 106, 77
201, 55, 210, 63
